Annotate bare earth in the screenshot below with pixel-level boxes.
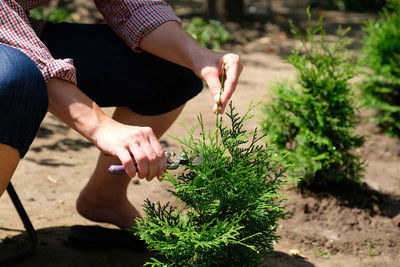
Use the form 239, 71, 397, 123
1, 1, 400, 266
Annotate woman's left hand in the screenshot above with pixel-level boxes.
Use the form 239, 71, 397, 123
198, 52, 243, 114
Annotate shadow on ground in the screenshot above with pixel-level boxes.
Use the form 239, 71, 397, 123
29, 138, 94, 153
300, 181, 400, 219
261, 251, 315, 267
0, 226, 151, 267
0, 226, 315, 267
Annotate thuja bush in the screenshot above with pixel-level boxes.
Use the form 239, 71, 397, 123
261, 8, 364, 186
182, 17, 230, 51
132, 102, 289, 266
30, 6, 74, 23
360, 0, 400, 136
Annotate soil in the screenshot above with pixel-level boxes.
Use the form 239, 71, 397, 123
1, 1, 399, 266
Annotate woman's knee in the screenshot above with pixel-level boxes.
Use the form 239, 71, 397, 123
0, 44, 48, 103
0, 143, 20, 196
0, 44, 48, 158
180, 67, 203, 92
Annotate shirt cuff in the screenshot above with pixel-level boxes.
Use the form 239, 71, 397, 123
41, 58, 77, 85
122, 2, 182, 49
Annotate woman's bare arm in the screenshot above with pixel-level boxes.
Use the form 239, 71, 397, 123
46, 78, 166, 179
139, 21, 243, 114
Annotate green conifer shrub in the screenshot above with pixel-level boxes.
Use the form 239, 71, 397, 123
182, 17, 230, 51
132, 102, 289, 266
360, 0, 400, 136
261, 8, 364, 186
30, 6, 74, 23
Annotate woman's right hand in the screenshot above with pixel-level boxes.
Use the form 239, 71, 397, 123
47, 78, 166, 181
92, 117, 167, 180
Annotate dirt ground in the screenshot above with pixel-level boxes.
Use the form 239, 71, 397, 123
1, 1, 400, 266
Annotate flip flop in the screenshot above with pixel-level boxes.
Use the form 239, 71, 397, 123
68, 225, 147, 251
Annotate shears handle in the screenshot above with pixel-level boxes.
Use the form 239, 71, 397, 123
108, 150, 187, 175
108, 164, 138, 175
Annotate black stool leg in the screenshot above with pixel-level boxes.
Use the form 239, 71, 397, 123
0, 183, 38, 265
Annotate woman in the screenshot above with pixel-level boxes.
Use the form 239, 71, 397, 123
0, 0, 242, 230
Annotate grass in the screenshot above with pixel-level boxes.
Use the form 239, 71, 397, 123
315, 249, 332, 259
367, 240, 384, 257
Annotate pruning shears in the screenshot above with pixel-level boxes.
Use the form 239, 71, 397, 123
108, 150, 202, 175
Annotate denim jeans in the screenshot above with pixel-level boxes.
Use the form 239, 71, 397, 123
0, 22, 202, 158
0, 43, 48, 158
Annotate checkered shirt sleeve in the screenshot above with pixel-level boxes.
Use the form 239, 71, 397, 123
0, 0, 77, 84
94, 0, 182, 50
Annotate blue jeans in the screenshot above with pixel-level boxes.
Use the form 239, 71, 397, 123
0, 22, 202, 158
0, 43, 48, 158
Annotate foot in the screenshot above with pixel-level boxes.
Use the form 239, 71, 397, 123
76, 188, 141, 230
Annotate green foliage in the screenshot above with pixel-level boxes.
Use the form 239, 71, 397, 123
360, 0, 400, 136
182, 17, 230, 51
261, 7, 364, 186
29, 6, 74, 23
132, 102, 289, 266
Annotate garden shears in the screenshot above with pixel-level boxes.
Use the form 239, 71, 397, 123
108, 150, 202, 175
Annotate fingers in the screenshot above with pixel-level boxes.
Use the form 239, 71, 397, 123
202, 67, 226, 114
127, 127, 165, 181
204, 53, 242, 114
129, 141, 147, 179
220, 54, 242, 108
96, 119, 165, 181
148, 132, 167, 179
203, 67, 223, 113
118, 148, 137, 178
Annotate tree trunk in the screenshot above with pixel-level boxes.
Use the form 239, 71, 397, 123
207, 0, 244, 22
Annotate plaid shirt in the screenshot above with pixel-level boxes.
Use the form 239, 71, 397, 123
0, 0, 181, 84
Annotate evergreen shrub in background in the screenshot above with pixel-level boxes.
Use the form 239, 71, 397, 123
182, 17, 230, 51
360, 0, 400, 136
30, 6, 74, 23
261, 8, 364, 186
132, 102, 289, 266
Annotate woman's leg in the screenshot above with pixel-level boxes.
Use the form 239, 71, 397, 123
0, 44, 48, 196
0, 144, 20, 196
76, 105, 185, 229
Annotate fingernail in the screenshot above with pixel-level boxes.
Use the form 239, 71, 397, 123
214, 94, 221, 103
